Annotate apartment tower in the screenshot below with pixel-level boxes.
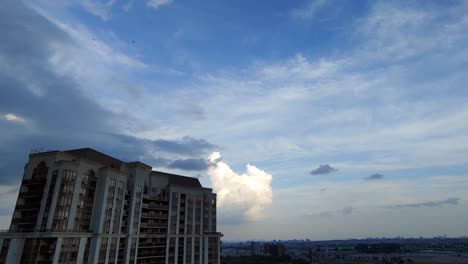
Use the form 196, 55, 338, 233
0, 148, 221, 264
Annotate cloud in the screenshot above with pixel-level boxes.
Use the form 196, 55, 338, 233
207, 152, 273, 221
342, 206, 353, 215
306, 206, 353, 218
290, 0, 328, 20
0, 1, 215, 184
136, 155, 209, 171
364, 173, 384, 181
310, 164, 337, 175
123, 0, 135, 11
2, 113, 26, 123
80, 0, 117, 21
108, 134, 216, 158
168, 158, 208, 171
0, 185, 18, 228
147, 0, 173, 9
151, 136, 216, 155
388, 198, 460, 209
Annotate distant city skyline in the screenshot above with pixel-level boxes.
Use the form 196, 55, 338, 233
1, 0, 468, 241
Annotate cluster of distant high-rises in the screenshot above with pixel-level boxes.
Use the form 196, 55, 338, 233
251, 242, 285, 257
0, 148, 221, 264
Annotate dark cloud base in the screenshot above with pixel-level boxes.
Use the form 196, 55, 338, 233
310, 164, 337, 175
364, 173, 384, 181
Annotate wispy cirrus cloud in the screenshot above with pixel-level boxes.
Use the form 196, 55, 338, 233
387, 198, 460, 209
290, 0, 329, 20
147, 0, 173, 10
306, 206, 354, 218
79, 0, 117, 21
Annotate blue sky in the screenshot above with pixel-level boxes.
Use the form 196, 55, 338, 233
1, 0, 468, 240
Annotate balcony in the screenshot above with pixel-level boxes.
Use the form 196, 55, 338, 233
142, 204, 169, 210
143, 194, 168, 202
141, 213, 168, 219
22, 179, 46, 185
140, 223, 167, 228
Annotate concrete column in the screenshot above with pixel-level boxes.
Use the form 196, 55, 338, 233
165, 191, 173, 264
36, 168, 54, 230
88, 236, 101, 264
5, 238, 25, 264
93, 176, 110, 234
134, 238, 139, 264
114, 238, 120, 264
47, 171, 63, 229
124, 186, 137, 264
192, 197, 195, 264
52, 237, 63, 264
76, 237, 88, 264
200, 195, 204, 235
191, 237, 195, 264
67, 168, 84, 230
199, 196, 203, 264
217, 237, 221, 264
199, 237, 203, 264
204, 237, 209, 264
174, 192, 181, 264
105, 185, 118, 264
113, 183, 126, 264
208, 195, 212, 232
183, 197, 188, 264
134, 190, 143, 264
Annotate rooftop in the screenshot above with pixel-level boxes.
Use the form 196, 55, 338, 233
64, 147, 202, 187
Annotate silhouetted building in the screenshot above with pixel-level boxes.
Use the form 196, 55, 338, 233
0, 148, 222, 264
264, 243, 271, 254
251, 242, 285, 257
270, 243, 285, 257
251, 242, 262, 255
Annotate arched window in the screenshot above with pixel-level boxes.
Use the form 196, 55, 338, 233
32, 161, 48, 180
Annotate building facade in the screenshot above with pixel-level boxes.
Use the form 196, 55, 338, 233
0, 148, 221, 264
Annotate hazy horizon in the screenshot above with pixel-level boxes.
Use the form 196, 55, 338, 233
1, 0, 468, 241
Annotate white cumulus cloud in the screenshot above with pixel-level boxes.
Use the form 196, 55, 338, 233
207, 152, 273, 221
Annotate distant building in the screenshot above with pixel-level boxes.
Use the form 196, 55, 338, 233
251, 242, 262, 255
264, 243, 271, 254
251, 242, 285, 257
0, 148, 222, 264
270, 243, 286, 257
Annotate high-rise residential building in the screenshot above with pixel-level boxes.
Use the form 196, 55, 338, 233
0, 148, 221, 264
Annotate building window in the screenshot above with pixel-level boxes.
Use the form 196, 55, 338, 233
74, 170, 96, 231
52, 170, 77, 231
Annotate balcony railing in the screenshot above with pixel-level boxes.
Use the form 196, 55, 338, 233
142, 204, 169, 210
141, 213, 168, 219
139, 223, 167, 228
0, 228, 93, 234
